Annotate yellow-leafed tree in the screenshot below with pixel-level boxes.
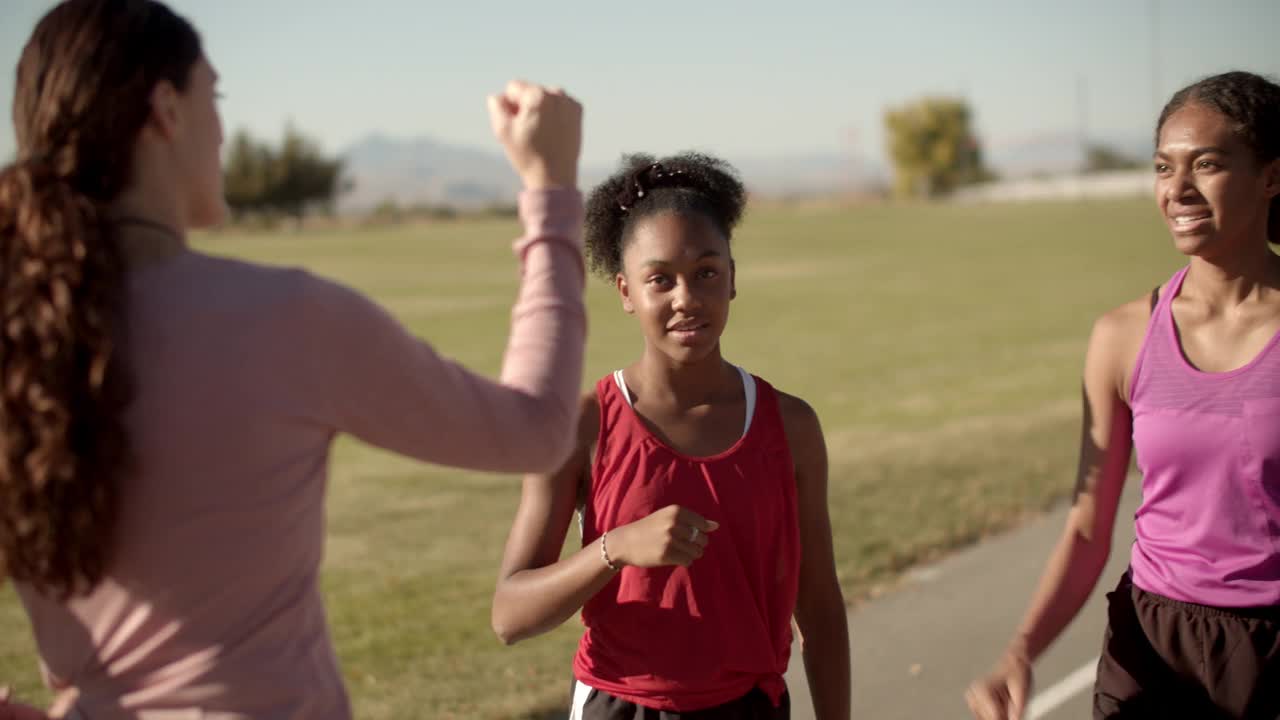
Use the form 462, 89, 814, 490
884, 98, 994, 199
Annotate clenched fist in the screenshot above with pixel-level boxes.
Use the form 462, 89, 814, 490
607, 505, 720, 569
487, 80, 582, 190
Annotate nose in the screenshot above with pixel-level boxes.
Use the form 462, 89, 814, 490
671, 278, 703, 314
1163, 165, 1201, 206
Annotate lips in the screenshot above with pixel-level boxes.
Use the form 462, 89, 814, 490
1169, 210, 1213, 233
667, 321, 709, 332
667, 321, 711, 345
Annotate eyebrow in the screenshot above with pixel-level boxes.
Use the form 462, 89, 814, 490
1153, 146, 1231, 159
641, 250, 723, 268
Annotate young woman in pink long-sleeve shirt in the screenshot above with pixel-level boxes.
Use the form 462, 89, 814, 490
0, 1, 587, 718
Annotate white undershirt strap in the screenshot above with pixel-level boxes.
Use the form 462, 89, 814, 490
613, 366, 756, 438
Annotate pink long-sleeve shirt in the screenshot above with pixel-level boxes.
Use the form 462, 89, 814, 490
13, 188, 585, 719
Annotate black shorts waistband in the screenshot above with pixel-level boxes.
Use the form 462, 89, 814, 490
1122, 574, 1280, 622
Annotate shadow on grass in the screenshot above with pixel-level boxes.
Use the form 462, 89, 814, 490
512, 708, 567, 720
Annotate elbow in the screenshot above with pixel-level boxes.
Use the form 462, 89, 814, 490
1094, 535, 1113, 560
491, 616, 533, 646
511, 399, 578, 474
490, 607, 516, 646
799, 605, 848, 648
538, 399, 580, 471
794, 590, 850, 651
1091, 541, 1113, 575
1065, 519, 1113, 572
492, 621, 520, 646
533, 430, 576, 474
473, 379, 583, 473
502, 432, 572, 475
490, 593, 530, 646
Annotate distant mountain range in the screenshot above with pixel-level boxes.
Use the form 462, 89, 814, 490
335, 131, 1153, 212
335, 134, 522, 212
983, 131, 1153, 178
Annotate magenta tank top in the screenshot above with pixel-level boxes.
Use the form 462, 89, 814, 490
1128, 265, 1280, 607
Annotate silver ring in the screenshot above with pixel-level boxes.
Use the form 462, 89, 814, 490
689, 527, 699, 542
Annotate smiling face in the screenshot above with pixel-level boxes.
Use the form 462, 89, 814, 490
1154, 102, 1280, 259
616, 210, 736, 365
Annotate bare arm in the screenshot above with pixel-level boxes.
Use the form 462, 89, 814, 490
491, 394, 613, 644
782, 394, 851, 720
1008, 401, 1131, 661
967, 300, 1149, 720
491, 394, 719, 644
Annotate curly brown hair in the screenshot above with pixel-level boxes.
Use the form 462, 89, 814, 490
0, 0, 201, 598
584, 152, 746, 280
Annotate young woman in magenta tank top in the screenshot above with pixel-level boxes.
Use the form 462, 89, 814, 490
968, 71, 1280, 720
491, 153, 851, 719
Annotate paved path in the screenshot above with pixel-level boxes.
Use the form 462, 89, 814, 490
785, 481, 1142, 719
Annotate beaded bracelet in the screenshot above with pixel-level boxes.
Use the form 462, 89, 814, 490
600, 531, 620, 572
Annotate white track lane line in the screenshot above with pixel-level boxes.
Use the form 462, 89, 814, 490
1026, 657, 1099, 719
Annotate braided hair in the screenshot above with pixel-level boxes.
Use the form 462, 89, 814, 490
0, 0, 201, 598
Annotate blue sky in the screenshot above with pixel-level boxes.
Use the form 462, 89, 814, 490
2, 0, 1277, 168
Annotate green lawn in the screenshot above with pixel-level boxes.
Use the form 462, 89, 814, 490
0, 198, 1181, 718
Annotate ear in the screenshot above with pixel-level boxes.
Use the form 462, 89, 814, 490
729, 258, 737, 300
1264, 157, 1280, 200
616, 273, 635, 314
146, 79, 182, 141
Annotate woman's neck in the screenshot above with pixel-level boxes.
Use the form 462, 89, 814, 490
1184, 244, 1280, 309
110, 186, 188, 268
630, 345, 737, 409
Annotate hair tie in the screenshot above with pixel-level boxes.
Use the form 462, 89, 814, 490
617, 162, 686, 212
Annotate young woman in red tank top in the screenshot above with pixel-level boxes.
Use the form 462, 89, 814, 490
492, 153, 850, 719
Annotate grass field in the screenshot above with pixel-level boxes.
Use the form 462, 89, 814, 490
0, 198, 1182, 718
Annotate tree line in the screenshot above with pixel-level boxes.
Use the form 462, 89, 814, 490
219, 110, 1146, 217
222, 125, 347, 221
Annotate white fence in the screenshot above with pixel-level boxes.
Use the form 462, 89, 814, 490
951, 169, 1153, 204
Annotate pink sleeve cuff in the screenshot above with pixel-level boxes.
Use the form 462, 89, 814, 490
512, 188, 586, 273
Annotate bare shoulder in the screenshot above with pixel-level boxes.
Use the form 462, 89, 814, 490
1092, 287, 1159, 345
1088, 286, 1162, 397
575, 390, 601, 450
773, 388, 824, 456
775, 389, 819, 428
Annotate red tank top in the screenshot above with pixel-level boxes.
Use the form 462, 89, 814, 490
572, 370, 801, 712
